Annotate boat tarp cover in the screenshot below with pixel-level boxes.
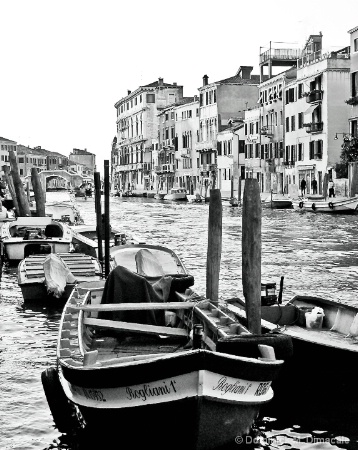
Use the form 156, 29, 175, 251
43, 254, 77, 298
99, 265, 194, 325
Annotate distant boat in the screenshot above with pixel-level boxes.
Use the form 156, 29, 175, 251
164, 188, 188, 201
292, 196, 358, 214
1, 216, 73, 264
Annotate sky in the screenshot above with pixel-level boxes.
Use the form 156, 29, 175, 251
0, 0, 357, 174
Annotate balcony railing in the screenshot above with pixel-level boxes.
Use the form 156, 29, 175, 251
304, 122, 324, 133
261, 127, 273, 137
306, 90, 323, 103
154, 164, 175, 174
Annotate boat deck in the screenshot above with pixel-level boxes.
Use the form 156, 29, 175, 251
90, 334, 188, 360
283, 325, 358, 351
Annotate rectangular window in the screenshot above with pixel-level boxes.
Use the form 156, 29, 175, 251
352, 71, 358, 97
291, 115, 295, 131
298, 112, 304, 129
286, 117, 290, 132
354, 38, 358, 52
298, 83, 304, 98
298, 143, 304, 160
309, 141, 315, 159
146, 93, 155, 103
239, 140, 245, 154
315, 140, 323, 159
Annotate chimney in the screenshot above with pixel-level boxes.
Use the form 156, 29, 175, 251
158, 77, 164, 86
173, 82, 177, 86
127, 90, 131, 95
237, 66, 253, 79
203, 74, 209, 86
193, 95, 198, 102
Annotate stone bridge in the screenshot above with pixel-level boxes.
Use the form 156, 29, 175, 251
26, 170, 84, 190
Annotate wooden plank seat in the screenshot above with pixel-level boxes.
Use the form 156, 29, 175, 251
71, 301, 198, 312
83, 317, 189, 337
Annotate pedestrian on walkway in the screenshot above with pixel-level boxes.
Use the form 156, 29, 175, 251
311, 178, 318, 195
328, 180, 335, 198
300, 178, 307, 196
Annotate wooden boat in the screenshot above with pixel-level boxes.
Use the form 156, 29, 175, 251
41, 245, 285, 449
70, 224, 145, 258
18, 252, 102, 302
164, 187, 188, 201
226, 294, 358, 425
0, 216, 73, 264
292, 196, 358, 214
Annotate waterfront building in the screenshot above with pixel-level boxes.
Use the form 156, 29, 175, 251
196, 68, 260, 196
113, 78, 183, 194
347, 26, 358, 138
69, 148, 96, 172
216, 120, 243, 198
171, 97, 199, 194
243, 41, 300, 194
0, 136, 17, 176
17, 145, 47, 179
284, 34, 351, 196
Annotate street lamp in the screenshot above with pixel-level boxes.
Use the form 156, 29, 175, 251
334, 132, 350, 140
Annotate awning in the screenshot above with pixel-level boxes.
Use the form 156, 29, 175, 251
304, 104, 319, 115
297, 165, 315, 171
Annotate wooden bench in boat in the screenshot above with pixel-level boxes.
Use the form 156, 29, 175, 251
83, 317, 189, 337
71, 301, 198, 312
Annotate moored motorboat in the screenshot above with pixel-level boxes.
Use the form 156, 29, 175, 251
164, 187, 188, 201
18, 252, 102, 302
70, 224, 144, 258
226, 294, 358, 425
41, 244, 286, 448
292, 196, 358, 214
0, 216, 73, 264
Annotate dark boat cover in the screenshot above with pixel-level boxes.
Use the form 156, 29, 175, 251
99, 265, 194, 326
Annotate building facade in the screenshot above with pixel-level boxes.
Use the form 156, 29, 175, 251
0, 136, 17, 176
113, 78, 183, 194
284, 35, 350, 196
196, 67, 260, 196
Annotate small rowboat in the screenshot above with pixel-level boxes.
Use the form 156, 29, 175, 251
18, 253, 102, 302
42, 244, 285, 449
292, 196, 358, 214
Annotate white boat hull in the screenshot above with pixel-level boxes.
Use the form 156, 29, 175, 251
292, 197, 358, 214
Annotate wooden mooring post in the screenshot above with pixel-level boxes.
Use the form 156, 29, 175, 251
104, 160, 111, 278
206, 189, 222, 306
31, 167, 46, 217
94, 172, 104, 270
3, 166, 19, 215
9, 150, 31, 217
242, 178, 261, 334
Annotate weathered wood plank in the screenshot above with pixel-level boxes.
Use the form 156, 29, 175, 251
83, 318, 189, 337
71, 301, 197, 312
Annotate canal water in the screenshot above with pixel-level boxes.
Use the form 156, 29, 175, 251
1, 196, 358, 449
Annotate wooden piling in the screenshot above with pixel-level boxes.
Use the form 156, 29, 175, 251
242, 178, 261, 334
94, 172, 103, 267
238, 177, 242, 206
9, 150, 31, 217
31, 168, 46, 217
104, 160, 110, 278
323, 173, 329, 200
3, 166, 19, 215
206, 189, 222, 305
